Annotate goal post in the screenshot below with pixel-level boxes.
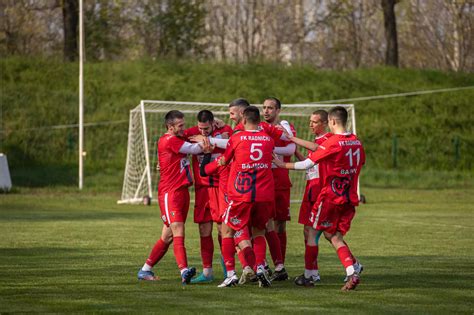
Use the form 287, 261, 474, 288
118, 100, 356, 204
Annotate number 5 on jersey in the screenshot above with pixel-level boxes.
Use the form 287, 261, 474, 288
250, 143, 263, 161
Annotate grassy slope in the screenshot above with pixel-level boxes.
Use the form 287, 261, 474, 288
0, 188, 473, 313
1, 58, 474, 186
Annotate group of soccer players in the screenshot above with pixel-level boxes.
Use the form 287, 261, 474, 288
136, 97, 366, 291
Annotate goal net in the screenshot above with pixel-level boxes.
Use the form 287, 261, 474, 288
118, 100, 356, 204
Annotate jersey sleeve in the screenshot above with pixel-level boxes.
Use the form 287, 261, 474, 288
203, 158, 220, 176
262, 122, 283, 140
222, 125, 233, 137
221, 135, 236, 165
168, 136, 186, 154
183, 126, 199, 139
309, 141, 339, 164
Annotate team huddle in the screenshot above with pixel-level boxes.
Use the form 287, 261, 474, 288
137, 97, 366, 291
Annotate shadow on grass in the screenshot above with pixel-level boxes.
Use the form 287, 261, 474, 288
0, 206, 139, 222
10, 164, 77, 187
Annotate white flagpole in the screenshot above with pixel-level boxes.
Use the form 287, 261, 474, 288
79, 0, 84, 190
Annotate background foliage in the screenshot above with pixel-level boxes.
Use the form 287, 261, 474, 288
1, 57, 473, 189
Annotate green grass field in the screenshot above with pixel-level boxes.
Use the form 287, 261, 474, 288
1, 187, 473, 313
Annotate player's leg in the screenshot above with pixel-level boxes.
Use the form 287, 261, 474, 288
252, 201, 274, 287
137, 224, 173, 281
323, 204, 360, 291
168, 188, 195, 285
274, 189, 291, 264
192, 186, 214, 282
218, 200, 251, 287
235, 227, 256, 284
218, 223, 239, 287
191, 221, 215, 283
265, 218, 284, 274
295, 226, 322, 286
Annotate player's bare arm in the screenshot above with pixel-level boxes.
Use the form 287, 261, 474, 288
290, 136, 319, 151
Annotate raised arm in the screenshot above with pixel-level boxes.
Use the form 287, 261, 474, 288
290, 136, 318, 151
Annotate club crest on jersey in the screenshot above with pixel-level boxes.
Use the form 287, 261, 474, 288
230, 216, 241, 225
234, 171, 257, 194
234, 229, 243, 238
320, 220, 332, 227
331, 177, 351, 196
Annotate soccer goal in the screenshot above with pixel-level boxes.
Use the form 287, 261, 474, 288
118, 100, 356, 204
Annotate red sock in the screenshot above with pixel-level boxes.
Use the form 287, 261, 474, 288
222, 237, 236, 273
277, 232, 287, 263
337, 246, 355, 269
242, 246, 256, 270
173, 236, 188, 270
146, 239, 170, 267
253, 235, 267, 267
237, 248, 248, 268
200, 236, 214, 269
344, 241, 356, 262
265, 231, 283, 266
305, 244, 319, 270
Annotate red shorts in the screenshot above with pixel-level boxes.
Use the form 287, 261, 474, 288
233, 226, 251, 245
194, 186, 212, 223
309, 199, 355, 235
207, 186, 222, 222
298, 181, 322, 226
274, 189, 291, 221
158, 187, 190, 227
223, 200, 273, 231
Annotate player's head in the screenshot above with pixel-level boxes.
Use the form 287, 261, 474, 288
242, 106, 260, 127
197, 110, 214, 136
262, 97, 281, 124
165, 110, 185, 137
328, 106, 348, 131
229, 98, 250, 124
310, 110, 328, 136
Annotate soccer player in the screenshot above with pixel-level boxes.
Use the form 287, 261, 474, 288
289, 110, 332, 285
137, 110, 205, 284
273, 106, 366, 291
262, 97, 296, 281
184, 110, 233, 283
203, 106, 276, 288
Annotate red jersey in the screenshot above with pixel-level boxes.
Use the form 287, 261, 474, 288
185, 125, 233, 187
223, 129, 275, 202
157, 133, 193, 194
305, 132, 333, 183
309, 133, 365, 206
272, 123, 297, 190
233, 121, 283, 140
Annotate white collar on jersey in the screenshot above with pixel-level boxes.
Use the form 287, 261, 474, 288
315, 132, 331, 140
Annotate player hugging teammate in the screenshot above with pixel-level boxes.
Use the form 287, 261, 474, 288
137, 99, 365, 291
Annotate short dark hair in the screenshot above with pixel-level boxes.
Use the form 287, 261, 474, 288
312, 110, 328, 123
197, 110, 214, 123
243, 106, 260, 124
164, 110, 184, 127
328, 106, 348, 126
229, 98, 250, 109
264, 97, 281, 109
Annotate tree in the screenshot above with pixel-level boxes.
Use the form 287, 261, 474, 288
381, 0, 398, 67
62, 0, 78, 61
